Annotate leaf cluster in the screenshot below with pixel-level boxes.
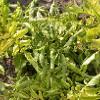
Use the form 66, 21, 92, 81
0, 0, 100, 100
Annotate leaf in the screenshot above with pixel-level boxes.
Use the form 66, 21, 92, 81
81, 51, 99, 73
61, 79, 70, 89
39, 49, 45, 67
30, 88, 38, 98
14, 91, 29, 99
80, 96, 100, 100
86, 25, 100, 41
8, 21, 18, 34
13, 45, 19, 56
64, 29, 83, 47
0, 38, 14, 55
14, 54, 26, 71
13, 28, 28, 39
15, 77, 31, 90
0, 64, 4, 75
0, 82, 5, 91
87, 74, 100, 87
39, 91, 44, 100
25, 52, 41, 74
50, 48, 55, 69
66, 57, 82, 75
90, 39, 100, 50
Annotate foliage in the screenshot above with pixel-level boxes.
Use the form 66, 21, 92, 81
0, 0, 100, 100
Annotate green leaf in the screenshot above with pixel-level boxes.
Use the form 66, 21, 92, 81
81, 51, 99, 73
13, 28, 28, 39
87, 74, 100, 87
25, 52, 41, 74
39, 49, 45, 67
0, 82, 5, 91
0, 64, 4, 75
64, 29, 83, 47
14, 91, 29, 99
14, 54, 26, 77
0, 38, 14, 55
